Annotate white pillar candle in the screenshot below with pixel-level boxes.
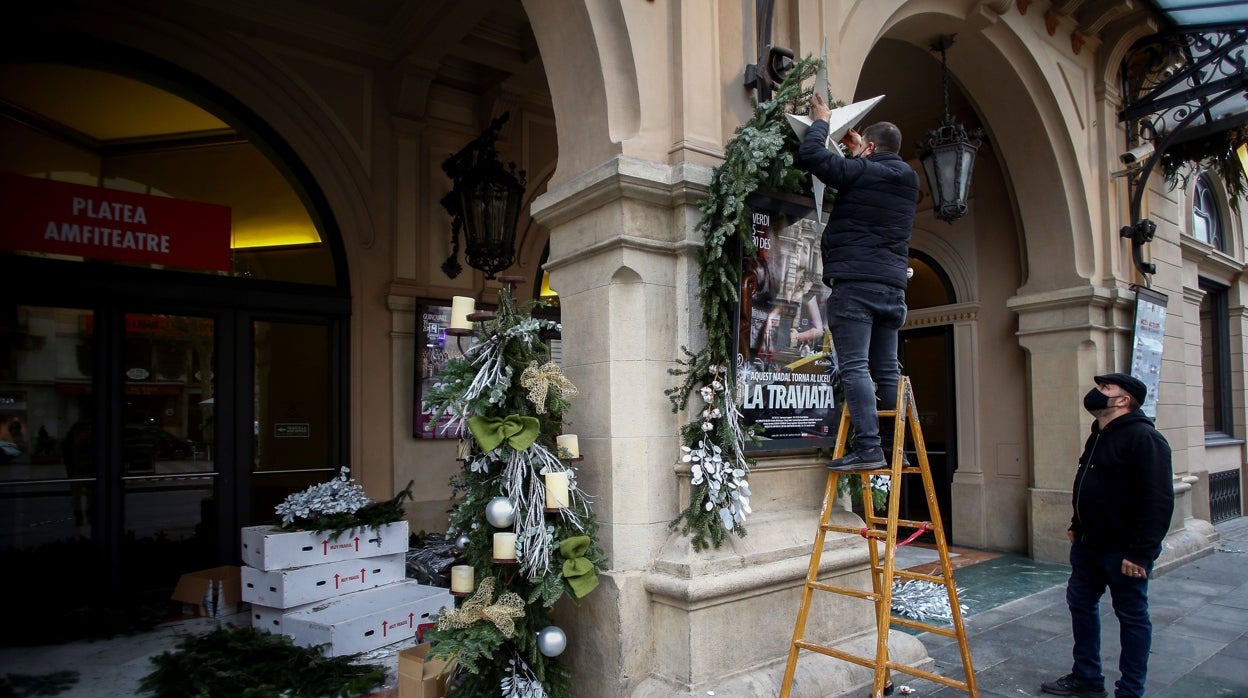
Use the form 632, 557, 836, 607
556, 434, 579, 458
545, 471, 570, 509
450, 296, 475, 329
450, 565, 474, 593
493, 532, 517, 560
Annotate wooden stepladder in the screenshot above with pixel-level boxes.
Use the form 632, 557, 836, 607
778, 376, 977, 698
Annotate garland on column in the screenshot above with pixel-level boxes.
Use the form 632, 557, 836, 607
422, 290, 606, 698
666, 56, 823, 550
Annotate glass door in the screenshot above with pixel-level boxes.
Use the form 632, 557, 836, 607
119, 313, 218, 595
898, 326, 956, 542
250, 319, 335, 523
0, 307, 99, 596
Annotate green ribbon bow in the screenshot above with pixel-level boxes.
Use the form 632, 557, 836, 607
559, 535, 600, 599
467, 415, 540, 453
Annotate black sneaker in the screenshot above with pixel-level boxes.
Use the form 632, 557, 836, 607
826, 447, 887, 471
1040, 673, 1107, 698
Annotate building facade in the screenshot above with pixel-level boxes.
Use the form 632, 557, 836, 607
1, 0, 1242, 695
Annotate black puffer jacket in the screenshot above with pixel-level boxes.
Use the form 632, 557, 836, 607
1070, 410, 1174, 567
795, 119, 919, 289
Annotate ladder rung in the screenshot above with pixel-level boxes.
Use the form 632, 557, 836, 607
793, 640, 877, 670
882, 659, 974, 692
891, 568, 946, 584
891, 616, 959, 637
832, 519, 935, 536
808, 579, 880, 601
795, 642, 974, 694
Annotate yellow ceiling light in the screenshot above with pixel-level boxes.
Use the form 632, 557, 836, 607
1238, 143, 1248, 181
232, 224, 322, 250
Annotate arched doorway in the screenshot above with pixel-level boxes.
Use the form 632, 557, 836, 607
0, 54, 351, 640
900, 251, 957, 540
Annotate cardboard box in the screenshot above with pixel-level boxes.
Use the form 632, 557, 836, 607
240, 520, 409, 571
171, 565, 242, 617
250, 600, 314, 633
241, 553, 406, 608
282, 580, 453, 657
399, 642, 452, 698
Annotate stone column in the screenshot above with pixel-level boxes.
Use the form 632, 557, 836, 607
533, 157, 926, 697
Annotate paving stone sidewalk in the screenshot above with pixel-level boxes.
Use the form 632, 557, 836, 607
891, 517, 1248, 697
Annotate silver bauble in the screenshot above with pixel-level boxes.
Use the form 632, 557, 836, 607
454, 533, 471, 551
536, 625, 567, 657
484, 497, 516, 528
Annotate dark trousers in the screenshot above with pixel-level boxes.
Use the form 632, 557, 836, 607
1066, 540, 1153, 697
825, 280, 906, 450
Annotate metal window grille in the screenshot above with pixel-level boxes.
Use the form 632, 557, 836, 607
1209, 470, 1242, 525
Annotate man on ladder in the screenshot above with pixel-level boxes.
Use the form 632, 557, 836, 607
796, 92, 920, 472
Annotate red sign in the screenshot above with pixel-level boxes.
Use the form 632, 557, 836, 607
0, 172, 232, 271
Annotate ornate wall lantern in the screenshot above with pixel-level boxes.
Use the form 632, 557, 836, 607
440, 113, 526, 279
917, 35, 982, 224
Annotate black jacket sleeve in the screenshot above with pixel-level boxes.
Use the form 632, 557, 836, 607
1126, 427, 1174, 567
795, 119, 869, 188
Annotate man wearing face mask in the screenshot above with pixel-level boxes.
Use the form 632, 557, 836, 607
1042, 373, 1173, 698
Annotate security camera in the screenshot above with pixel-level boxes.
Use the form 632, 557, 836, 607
1120, 142, 1154, 165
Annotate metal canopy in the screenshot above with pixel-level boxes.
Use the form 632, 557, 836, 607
1143, 0, 1248, 29
1116, 7, 1247, 278
1119, 27, 1248, 149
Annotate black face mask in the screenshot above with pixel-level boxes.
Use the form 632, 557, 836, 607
1083, 388, 1112, 413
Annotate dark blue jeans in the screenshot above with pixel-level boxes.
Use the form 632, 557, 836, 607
825, 280, 906, 451
1066, 541, 1153, 697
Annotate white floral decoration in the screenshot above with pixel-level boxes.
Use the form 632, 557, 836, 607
683, 364, 752, 531
274, 466, 372, 526
501, 653, 548, 698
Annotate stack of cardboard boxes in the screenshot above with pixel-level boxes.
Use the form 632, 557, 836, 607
240, 521, 452, 657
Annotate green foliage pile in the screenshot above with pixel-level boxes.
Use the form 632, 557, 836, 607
0, 671, 79, 697
138, 625, 386, 698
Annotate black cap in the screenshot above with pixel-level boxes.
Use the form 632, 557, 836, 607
1095, 373, 1147, 405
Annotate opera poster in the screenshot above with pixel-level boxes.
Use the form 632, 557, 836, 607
737, 209, 838, 451
414, 303, 468, 438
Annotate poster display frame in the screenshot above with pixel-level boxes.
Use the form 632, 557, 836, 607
1128, 286, 1168, 420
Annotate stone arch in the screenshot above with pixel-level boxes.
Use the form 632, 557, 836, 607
522, 0, 640, 185
843, 4, 1097, 294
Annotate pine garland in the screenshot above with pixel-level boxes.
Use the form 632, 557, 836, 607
137, 625, 386, 698
420, 290, 606, 698
666, 56, 822, 550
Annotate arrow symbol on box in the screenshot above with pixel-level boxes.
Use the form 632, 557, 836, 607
382, 620, 389, 637
334, 574, 340, 589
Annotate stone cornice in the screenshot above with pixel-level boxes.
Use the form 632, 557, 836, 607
904, 302, 982, 328
530, 156, 713, 229
1180, 234, 1243, 282
542, 234, 701, 273
1006, 283, 1125, 314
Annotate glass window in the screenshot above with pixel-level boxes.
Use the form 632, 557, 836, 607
1191, 173, 1225, 251
1198, 278, 1233, 436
